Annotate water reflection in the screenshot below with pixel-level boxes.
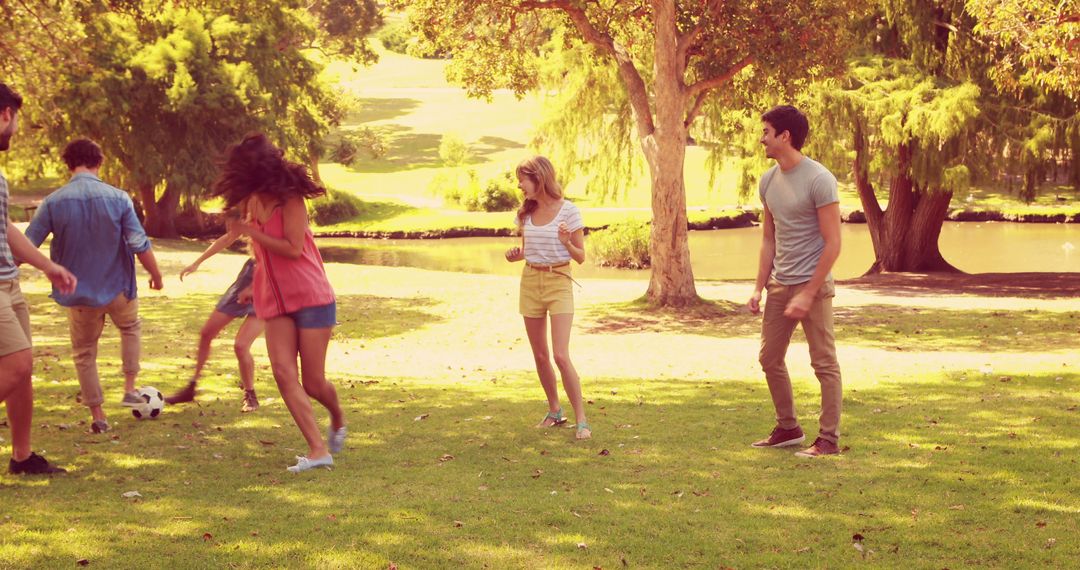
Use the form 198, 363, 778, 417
317, 223, 1080, 280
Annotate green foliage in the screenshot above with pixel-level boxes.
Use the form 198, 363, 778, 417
332, 127, 388, 165
438, 134, 472, 167
307, 187, 364, 225
377, 20, 443, 59
463, 171, 520, 212
967, 0, 1080, 99
0, 0, 381, 234
432, 169, 520, 212
587, 221, 651, 269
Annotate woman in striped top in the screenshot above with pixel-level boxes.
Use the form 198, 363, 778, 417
504, 156, 591, 439
213, 133, 346, 473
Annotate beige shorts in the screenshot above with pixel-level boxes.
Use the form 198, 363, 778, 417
519, 264, 574, 318
0, 279, 32, 357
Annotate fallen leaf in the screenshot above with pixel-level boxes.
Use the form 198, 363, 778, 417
121, 491, 142, 499
577, 542, 588, 550
948, 504, 965, 510
531, 469, 544, 479
388, 564, 398, 570
1044, 538, 1056, 549
257, 440, 275, 446
414, 414, 429, 421
477, 485, 488, 491
604, 488, 614, 493
598, 449, 610, 456
202, 532, 213, 542
453, 520, 464, 528
76, 560, 89, 566
438, 454, 455, 462
1036, 521, 1047, 528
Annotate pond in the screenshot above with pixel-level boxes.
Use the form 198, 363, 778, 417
317, 222, 1080, 280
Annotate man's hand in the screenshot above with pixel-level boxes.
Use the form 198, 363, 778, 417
747, 290, 763, 315
149, 273, 164, 291
783, 290, 814, 320
45, 262, 77, 295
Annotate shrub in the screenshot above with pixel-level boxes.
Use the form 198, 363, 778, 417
439, 134, 471, 167
588, 222, 651, 269
332, 128, 387, 166
461, 171, 520, 212
307, 188, 364, 226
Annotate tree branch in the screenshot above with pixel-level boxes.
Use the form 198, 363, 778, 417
676, 0, 722, 70
518, 0, 655, 136
685, 54, 753, 100
682, 54, 753, 126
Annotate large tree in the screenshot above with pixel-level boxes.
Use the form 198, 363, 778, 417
395, 0, 851, 306
809, 0, 1077, 273
1, 0, 380, 238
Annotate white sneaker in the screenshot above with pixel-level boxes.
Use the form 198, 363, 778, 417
328, 426, 347, 454
286, 454, 334, 473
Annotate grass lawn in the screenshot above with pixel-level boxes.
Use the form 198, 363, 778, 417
1, 245, 1078, 568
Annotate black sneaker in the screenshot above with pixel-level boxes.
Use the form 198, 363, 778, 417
8, 452, 67, 475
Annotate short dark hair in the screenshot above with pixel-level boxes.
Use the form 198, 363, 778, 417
0, 83, 23, 114
62, 138, 105, 170
762, 105, 809, 151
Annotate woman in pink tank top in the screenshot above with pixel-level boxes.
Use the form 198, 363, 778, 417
211, 133, 345, 473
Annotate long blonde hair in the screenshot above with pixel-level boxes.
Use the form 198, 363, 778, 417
515, 155, 562, 227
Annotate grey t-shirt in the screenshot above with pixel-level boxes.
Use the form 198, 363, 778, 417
759, 157, 839, 285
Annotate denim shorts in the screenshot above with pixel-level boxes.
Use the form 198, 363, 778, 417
215, 258, 256, 318
285, 302, 337, 329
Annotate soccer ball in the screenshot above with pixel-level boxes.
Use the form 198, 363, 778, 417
131, 387, 164, 420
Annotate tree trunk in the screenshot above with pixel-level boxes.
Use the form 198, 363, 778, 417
309, 144, 323, 184
641, 0, 698, 307
862, 144, 959, 273
641, 134, 698, 306
136, 179, 180, 239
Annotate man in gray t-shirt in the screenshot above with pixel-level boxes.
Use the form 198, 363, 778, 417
747, 105, 843, 458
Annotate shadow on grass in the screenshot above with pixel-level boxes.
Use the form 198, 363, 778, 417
583, 300, 1080, 353
348, 98, 424, 124
3, 369, 1078, 567
841, 272, 1080, 299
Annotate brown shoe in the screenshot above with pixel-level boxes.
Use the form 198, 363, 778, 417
794, 437, 840, 458
751, 425, 805, 448
165, 382, 197, 405
241, 389, 259, 413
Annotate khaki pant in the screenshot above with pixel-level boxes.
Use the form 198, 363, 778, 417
68, 293, 141, 408
0, 279, 31, 357
759, 278, 842, 443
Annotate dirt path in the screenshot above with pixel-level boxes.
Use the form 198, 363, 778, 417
18, 250, 1078, 388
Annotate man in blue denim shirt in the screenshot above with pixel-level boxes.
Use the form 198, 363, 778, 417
26, 139, 163, 434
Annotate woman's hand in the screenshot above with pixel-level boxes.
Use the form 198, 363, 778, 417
179, 262, 200, 281
505, 246, 523, 262
557, 222, 571, 245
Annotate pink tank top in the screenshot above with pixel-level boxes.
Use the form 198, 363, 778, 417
251, 207, 335, 319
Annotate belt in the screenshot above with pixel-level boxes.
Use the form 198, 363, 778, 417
526, 262, 570, 272
525, 261, 581, 288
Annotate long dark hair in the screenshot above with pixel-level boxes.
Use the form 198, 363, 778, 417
211, 133, 325, 209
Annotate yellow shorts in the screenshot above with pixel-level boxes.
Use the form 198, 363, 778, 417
0, 279, 32, 357
519, 264, 574, 318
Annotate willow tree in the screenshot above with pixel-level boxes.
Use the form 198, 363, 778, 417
808, 0, 1078, 273
394, 0, 851, 306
